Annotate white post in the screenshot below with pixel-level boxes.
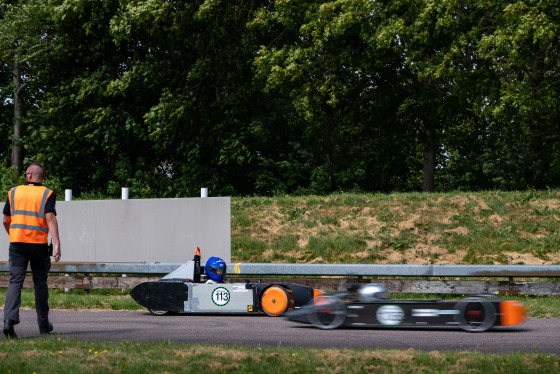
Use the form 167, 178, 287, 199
64, 273, 70, 293
65, 189, 72, 201
201, 188, 208, 198
122, 187, 129, 200
121, 274, 128, 292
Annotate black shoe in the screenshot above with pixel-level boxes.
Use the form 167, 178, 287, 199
40, 322, 53, 335
3, 320, 17, 338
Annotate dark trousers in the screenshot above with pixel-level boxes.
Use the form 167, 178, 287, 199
3, 243, 51, 331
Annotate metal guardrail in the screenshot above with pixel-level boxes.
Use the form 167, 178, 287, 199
1, 262, 559, 277
229, 264, 560, 277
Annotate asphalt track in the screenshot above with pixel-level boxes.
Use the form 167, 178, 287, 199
3, 309, 559, 354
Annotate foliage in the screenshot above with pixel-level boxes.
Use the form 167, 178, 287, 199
0, 163, 63, 200
0, 1, 559, 196
477, 0, 560, 190
0, 164, 21, 194
251, 0, 415, 193
0, 1, 59, 172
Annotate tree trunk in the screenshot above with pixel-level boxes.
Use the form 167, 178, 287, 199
422, 141, 435, 192
11, 60, 24, 173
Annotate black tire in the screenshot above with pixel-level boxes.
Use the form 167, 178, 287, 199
148, 309, 170, 316
308, 296, 347, 330
455, 297, 496, 332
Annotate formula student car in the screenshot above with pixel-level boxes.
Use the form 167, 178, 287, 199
130, 248, 323, 316
286, 284, 526, 332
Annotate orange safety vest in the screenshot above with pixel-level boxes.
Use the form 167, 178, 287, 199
8, 185, 54, 244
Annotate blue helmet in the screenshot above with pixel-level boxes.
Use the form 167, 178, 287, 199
205, 257, 226, 282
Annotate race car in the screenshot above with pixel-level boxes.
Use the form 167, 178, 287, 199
130, 248, 323, 316
286, 284, 526, 332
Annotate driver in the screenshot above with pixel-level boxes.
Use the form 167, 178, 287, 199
205, 257, 226, 283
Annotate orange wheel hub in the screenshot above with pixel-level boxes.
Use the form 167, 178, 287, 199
260, 286, 293, 316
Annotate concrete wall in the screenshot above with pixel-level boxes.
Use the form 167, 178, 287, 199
0, 197, 231, 263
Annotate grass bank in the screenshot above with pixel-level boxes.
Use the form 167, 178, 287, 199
231, 190, 560, 265
0, 338, 558, 374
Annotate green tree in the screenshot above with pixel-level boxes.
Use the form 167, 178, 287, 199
0, 62, 14, 165
251, 0, 416, 193
3, 0, 559, 196
23, 0, 163, 196
479, 0, 560, 189
0, 0, 54, 172
252, 0, 505, 192
107, 0, 306, 196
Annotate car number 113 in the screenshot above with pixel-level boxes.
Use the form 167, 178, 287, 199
212, 287, 231, 306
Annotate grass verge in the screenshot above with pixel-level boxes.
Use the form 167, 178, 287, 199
0, 338, 558, 374
1, 289, 559, 318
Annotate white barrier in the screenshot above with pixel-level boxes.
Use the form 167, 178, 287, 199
0, 197, 231, 263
